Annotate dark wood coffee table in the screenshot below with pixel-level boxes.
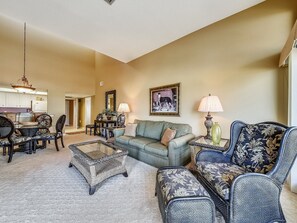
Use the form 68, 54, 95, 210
68, 140, 128, 195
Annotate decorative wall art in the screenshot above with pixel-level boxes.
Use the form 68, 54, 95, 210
149, 83, 180, 116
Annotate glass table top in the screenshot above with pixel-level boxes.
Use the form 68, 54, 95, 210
73, 140, 124, 161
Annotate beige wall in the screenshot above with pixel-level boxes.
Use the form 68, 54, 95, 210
94, 0, 297, 137
1, 0, 296, 134
0, 15, 96, 123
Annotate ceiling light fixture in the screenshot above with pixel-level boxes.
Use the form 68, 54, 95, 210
104, 0, 115, 5
11, 22, 35, 93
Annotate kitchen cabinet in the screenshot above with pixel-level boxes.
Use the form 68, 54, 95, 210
0, 92, 47, 108
3, 92, 33, 108
0, 92, 6, 107
5, 93, 20, 107
19, 94, 32, 108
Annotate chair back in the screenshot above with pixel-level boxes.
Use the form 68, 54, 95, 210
35, 114, 52, 128
55, 115, 66, 133
117, 114, 125, 127
227, 120, 297, 185
0, 116, 14, 141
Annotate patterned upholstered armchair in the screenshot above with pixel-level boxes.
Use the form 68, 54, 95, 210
195, 120, 297, 223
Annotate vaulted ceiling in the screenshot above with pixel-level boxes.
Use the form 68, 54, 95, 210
0, 0, 264, 63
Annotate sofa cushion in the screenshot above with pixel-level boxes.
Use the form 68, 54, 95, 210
134, 119, 146, 137
144, 142, 168, 156
162, 122, 192, 138
196, 162, 246, 200
115, 135, 134, 145
129, 137, 157, 150
231, 123, 285, 173
143, 121, 164, 140
161, 128, 176, 146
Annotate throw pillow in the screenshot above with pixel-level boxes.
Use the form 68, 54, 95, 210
124, 123, 137, 137
231, 123, 285, 173
161, 128, 177, 147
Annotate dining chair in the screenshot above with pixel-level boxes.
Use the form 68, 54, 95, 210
85, 113, 103, 135
35, 113, 52, 148
0, 116, 32, 163
33, 114, 66, 151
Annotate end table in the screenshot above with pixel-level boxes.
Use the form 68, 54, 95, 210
188, 136, 229, 169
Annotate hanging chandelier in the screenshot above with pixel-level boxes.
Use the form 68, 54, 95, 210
11, 22, 35, 93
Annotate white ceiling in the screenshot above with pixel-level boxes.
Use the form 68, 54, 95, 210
0, 0, 264, 63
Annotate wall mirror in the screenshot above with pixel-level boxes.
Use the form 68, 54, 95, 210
105, 90, 116, 112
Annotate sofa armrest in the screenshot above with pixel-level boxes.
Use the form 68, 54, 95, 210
196, 149, 230, 163
113, 128, 125, 137
168, 133, 195, 149
230, 173, 283, 223
167, 134, 195, 166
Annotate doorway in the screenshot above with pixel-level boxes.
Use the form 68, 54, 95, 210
65, 96, 92, 134
65, 99, 75, 127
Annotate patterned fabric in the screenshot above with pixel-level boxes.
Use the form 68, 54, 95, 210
33, 132, 62, 140
157, 168, 209, 205
231, 124, 285, 173
0, 135, 31, 146
196, 162, 246, 200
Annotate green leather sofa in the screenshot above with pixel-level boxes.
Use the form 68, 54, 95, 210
113, 119, 195, 168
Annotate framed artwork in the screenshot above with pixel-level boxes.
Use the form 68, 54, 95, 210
149, 83, 180, 116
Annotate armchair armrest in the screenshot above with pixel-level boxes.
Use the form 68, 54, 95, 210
230, 173, 283, 223
113, 128, 125, 138
196, 149, 231, 163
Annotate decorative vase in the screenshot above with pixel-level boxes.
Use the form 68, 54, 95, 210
212, 122, 222, 145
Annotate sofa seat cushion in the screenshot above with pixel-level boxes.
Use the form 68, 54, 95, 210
231, 123, 285, 173
115, 135, 134, 145
157, 167, 210, 205
144, 142, 168, 156
129, 137, 157, 150
196, 162, 246, 200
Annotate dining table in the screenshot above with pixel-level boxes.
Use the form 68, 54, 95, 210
14, 122, 48, 154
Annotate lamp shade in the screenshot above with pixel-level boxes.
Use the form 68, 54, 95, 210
118, 103, 130, 113
198, 95, 223, 113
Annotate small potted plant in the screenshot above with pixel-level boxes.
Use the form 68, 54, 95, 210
102, 109, 117, 120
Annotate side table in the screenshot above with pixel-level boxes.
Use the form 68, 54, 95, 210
188, 136, 229, 169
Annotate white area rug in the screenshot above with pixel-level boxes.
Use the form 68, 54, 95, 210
0, 134, 225, 223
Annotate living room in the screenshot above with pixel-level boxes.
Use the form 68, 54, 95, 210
0, 0, 297, 222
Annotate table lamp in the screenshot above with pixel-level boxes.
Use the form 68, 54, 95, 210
198, 94, 223, 139
117, 103, 130, 124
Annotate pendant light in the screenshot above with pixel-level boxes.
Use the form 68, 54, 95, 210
11, 22, 35, 93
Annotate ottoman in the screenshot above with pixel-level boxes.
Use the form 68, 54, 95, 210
156, 166, 215, 223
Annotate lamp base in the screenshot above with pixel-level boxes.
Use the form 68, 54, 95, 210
204, 112, 213, 140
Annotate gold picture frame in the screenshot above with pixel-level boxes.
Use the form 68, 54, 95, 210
149, 83, 180, 116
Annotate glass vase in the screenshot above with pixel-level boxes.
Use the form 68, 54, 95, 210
212, 122, 222, 145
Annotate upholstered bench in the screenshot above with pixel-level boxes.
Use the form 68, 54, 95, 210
156, 166, 215, 223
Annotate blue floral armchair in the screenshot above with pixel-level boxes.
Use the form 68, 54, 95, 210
195, 120, 297, 223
